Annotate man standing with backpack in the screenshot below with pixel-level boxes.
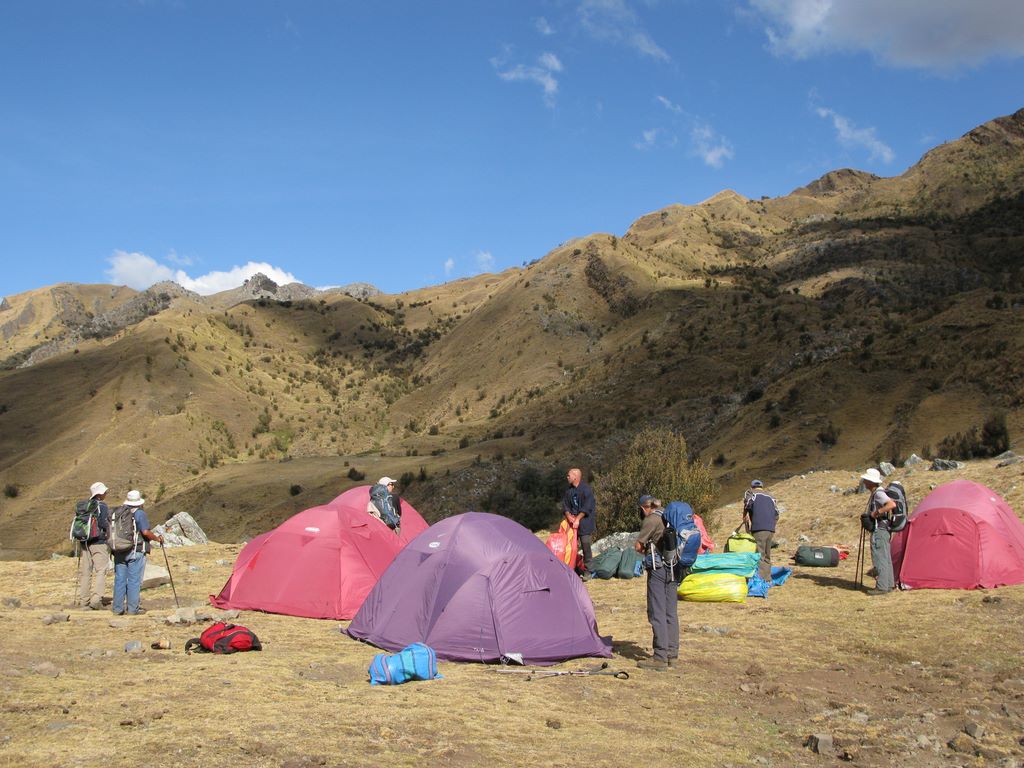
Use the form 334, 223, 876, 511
742, 480, 780, 580
73, 482, 111, 610
109, 490, 163, 615
861, 468, 896, 595
562, 467, 596, 580
633, 495, 679, 671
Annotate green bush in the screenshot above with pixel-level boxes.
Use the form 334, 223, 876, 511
289, 484, 302, 496
347, 467, 365, 481
3, 484, 18, 498
594, 427, 719, 537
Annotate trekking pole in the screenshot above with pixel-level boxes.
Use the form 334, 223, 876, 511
70, 540, 81, 608
160, 541, 180, 609
854, 526, 865, 589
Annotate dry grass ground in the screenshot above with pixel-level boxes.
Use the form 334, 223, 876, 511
2, 462, 1023, 768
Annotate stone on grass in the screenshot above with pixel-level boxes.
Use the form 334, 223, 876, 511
124, 640, 144, 654
42, 613, 70, 625
2, 597, 21, 608
109, 618, 131, 629
930, 458, 964, 471
806, 733, 833, 754
997, 456, 1024, 468
965, 722, 985, 739
31, 661, 61, 678
879, 462, 895, 476
904, 453, 925, 467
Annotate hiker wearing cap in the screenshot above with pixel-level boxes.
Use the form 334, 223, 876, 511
110, 490, 163, 615
368, 477, 401, 533
861, 468, 896, 595
743, 480, 779, 580
634, 495, 678, 671
76, 482, 111, 610
562, 468, 597, 580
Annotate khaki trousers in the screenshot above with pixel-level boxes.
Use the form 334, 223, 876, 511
78, 543, 109, 608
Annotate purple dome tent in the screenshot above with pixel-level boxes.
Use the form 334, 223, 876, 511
346, 512, 612, 664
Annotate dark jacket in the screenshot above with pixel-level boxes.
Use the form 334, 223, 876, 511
745, 492, 779, 533
562, 482, 597, 536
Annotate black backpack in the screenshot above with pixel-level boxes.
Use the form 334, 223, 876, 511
884, 481, 909, 532
70, 500, 99, 542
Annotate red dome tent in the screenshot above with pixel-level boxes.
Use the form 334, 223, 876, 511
210, 486, 428, 619
891, 480, 1024, 590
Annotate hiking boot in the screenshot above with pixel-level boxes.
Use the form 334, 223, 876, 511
580, 573, 592, 582
667, 657, 678, 668
88, 600, 103, 611
865, 588, 892, 596
637, 658, 668, 671
128, 608, 147, 615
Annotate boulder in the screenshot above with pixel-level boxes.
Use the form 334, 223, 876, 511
142, 563, 170, 591
154, 511, 209, 547
879, 462, 896, 476
997, 455, 1024, 468
903, 453, 925, 467
929, 458, 964, 471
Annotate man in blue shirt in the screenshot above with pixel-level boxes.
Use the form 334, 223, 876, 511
111, 490, 164, 615
742, 479, 779, 581
562, 467, 596, 580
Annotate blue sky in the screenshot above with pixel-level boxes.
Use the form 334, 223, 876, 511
2, 1, 1023, 297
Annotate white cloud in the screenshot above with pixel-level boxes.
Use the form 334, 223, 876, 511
475, 250, 496, 272
635, 128, 659, 150
444, 257, 455, 276
815, 106, 895, 163
492, 51, 563, 107
656, 95, 683, 114
535, 16, 555, 36
691, 123, 735, 168
106, 250, 301, 295
749, 0, 1024, 70
578, 0, 670, 62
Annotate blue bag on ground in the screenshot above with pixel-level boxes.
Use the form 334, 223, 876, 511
747, 566, 794, 598
368, 642, 443, 685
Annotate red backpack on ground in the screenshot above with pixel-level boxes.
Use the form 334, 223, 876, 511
185, 622, 262, 654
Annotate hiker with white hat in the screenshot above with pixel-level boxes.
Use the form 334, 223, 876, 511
73, 482, 111, 610
110, 490, 164, 615
861, 468, 897, 595
367, 477, 401, 533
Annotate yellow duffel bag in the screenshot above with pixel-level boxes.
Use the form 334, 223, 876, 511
724, 531, 758, 553
677, 572, 747, 603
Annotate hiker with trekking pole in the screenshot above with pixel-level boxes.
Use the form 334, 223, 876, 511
70, 481, 111, 610
108, 490, 163, 615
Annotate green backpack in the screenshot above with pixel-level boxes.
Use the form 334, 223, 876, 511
591, 548, 624, 579
70, 500, 99, 543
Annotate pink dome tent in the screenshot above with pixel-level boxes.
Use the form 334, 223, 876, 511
892, 480, 1024, 590
210, 486, 428, 619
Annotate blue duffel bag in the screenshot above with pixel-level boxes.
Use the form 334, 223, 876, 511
368, 643, 443, 686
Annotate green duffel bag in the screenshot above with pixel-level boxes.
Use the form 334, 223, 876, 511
591, 547, 624, 579
794, 545, 840, 567
616, 547, 640, 579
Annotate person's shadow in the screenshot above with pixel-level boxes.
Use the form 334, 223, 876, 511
611, 639, 648, 660
794, 571, 866, 591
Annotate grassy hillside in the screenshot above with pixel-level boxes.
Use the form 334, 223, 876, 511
1, 108, 1023, 557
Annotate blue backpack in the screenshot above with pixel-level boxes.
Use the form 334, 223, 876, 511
368, 643, 442, 686
368, 483, 401, 529
659, 501, 702, 578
